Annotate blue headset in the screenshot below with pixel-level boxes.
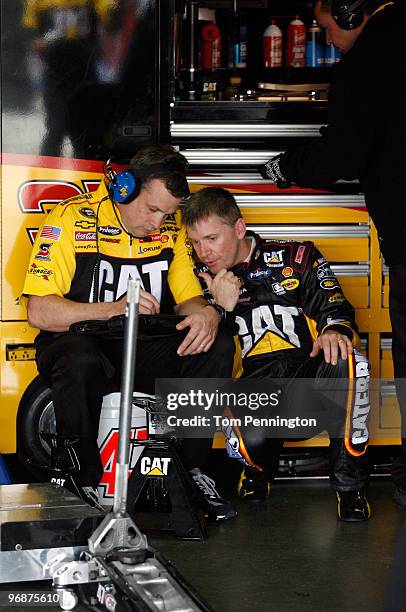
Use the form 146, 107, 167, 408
106, 159, 187, 205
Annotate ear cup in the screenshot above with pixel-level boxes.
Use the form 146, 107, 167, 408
331, 0, 365, 29
108, 170, 140, 204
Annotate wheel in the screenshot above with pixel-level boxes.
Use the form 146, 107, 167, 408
16, 375, 56, 479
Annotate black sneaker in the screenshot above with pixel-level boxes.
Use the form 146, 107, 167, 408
336, 489, 371, 522
393, 486, 406, 507
238, 468, 271, 502
190, 468, 236, 522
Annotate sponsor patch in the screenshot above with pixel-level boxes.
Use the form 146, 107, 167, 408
264, 250, 285, 267
161, 234, 170, 244
137, 244, 161, 255
248, 268, 272, 280
313, 257, 327, 268
294, 245, 306, 264
75, 231, 96, 241
79, 207, 95, 218
328, 292, 345, 303
316, 264, 334, 280
98, 225, 122, 236
139, 233, 160, 243
282, 266, 293, 278
34, 242, 52, 261
272, 282, 286, 295
320, 279, 340, 290
160, 224, 179, 233
40, 225, 62, 241
281, 278, 299, 291
100, 237, 120, 244
28, 262, 53, 281
75, 220, 96, 229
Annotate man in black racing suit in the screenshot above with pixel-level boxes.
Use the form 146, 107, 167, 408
259, 0, 406, 507
183, 187, 371, 522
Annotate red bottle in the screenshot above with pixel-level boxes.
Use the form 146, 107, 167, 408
263, 20, 282, 68
286, 15, 306, 67
201, 22, 222, 70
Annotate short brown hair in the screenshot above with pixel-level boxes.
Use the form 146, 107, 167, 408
182, 187, 242, 227
130, 145, 189, 198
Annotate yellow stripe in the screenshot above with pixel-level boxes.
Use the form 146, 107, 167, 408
371, 2, 394, 17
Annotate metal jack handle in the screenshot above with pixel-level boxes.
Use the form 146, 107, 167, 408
88, 279, 147, 555
114, 278, 140, 517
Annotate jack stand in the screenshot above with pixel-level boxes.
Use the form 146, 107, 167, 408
51, 280, 213, 611
126, 439, 208, 540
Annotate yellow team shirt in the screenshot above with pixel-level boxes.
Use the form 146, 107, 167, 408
23, 182, 202, 310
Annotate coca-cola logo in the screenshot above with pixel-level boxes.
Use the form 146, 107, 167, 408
75, 231, 96, 241
98, 225, 122, 236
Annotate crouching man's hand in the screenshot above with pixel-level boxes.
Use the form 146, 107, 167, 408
310, 331, 353, 366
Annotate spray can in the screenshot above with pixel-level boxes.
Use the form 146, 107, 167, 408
286, 15, 306, 67
324, 43, 342, 65
263, 20, 282, 68
201, 22, 222, 70
305, 20, 324, 67
235, 24, 248, 68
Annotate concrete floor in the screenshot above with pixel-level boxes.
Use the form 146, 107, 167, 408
149, 478, 406, 612
2, 458, 406, 611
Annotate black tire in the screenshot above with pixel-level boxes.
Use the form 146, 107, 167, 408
16, 375, 56, 479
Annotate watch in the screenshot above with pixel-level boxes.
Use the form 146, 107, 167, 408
207, 304, 237, 334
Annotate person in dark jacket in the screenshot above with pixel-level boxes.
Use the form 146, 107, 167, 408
183, 187, 371, 522
259, 0, 406, 506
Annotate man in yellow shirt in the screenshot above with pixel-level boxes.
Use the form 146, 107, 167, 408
23, 145, 235, 520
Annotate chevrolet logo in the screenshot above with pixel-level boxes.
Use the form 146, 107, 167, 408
75, 220, 96, 229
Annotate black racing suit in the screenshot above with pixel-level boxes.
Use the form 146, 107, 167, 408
197, 232, 370, 491
268, 2, 406, 487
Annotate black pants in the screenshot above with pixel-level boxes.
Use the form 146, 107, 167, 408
389, 263, 406, 488
225, 350, 370, 492
35, 331, 235, 486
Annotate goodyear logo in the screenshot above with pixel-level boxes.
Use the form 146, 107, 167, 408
140, 457, 171, 477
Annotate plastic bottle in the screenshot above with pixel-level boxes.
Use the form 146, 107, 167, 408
263, 20, 282, 68
286, 16, 306, 67
324, 43, 342, 65
305, 20, 324, 67
200, 22, 222, 70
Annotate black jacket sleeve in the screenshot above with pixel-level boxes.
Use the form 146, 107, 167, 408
278, 30, 379, 189
299, 245, 357, 340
